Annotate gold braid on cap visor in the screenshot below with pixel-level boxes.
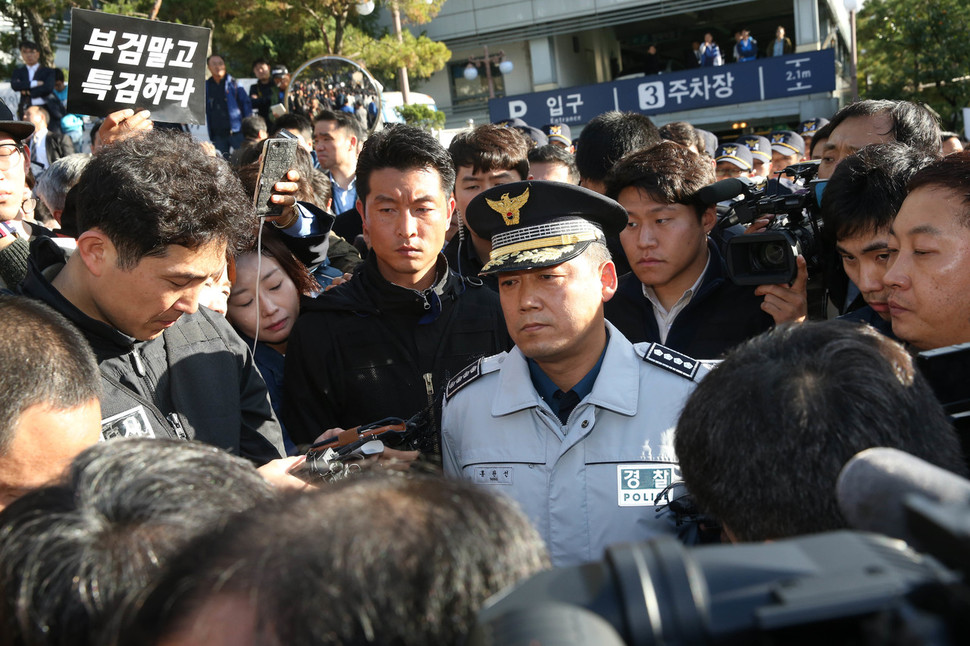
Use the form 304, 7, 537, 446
487, 232, 601, 263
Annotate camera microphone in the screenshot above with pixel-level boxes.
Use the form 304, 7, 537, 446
696, 177, 748, 206
836, 447, 970, 550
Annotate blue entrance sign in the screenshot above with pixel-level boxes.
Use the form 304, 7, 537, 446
488, 49, 835, 125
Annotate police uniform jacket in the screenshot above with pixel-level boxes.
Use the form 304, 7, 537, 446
605, 240, 773, 360
19, 242, 286, 465
282, 252, 510, 451
441, 322, 706, 567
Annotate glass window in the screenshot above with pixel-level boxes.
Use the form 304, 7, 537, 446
450, 61, 507, 106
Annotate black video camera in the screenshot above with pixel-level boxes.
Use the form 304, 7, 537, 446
469, 468, 970, 646
703, 162, 826, 286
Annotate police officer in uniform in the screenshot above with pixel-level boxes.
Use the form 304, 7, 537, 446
441, 180, 707, 567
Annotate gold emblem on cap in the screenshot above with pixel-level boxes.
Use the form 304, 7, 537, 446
486, 188, 530, 226
722, 144, 737, 155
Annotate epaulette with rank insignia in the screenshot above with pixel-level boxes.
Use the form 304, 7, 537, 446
642, 343, 700, 380
446, 358, 483, 401
446, 354, 506, 401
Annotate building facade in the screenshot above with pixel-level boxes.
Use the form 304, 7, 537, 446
417, 0, 856, 135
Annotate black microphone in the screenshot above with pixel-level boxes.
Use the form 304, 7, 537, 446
836, 447, 970, 548
696, 177, 748, 206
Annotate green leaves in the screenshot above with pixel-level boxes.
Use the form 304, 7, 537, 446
859, 0, 970, 130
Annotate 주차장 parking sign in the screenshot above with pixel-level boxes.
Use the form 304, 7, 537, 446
67, 8, 209, 124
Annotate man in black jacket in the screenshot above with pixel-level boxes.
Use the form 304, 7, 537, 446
604, 141, 806, 359
18, 129, 286, 465
283, 125, 509, 455
10, 41, 56, 122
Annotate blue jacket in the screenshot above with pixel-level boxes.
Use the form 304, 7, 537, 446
442, 322, 707, 566
205, 75, 252, 137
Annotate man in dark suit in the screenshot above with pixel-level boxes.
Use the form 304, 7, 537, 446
24, 106, 73, 175
10, 41, 56, 122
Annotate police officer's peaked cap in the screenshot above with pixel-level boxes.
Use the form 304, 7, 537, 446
799, 117, 829, 136
715, 143, 753, 170
770, 130, 805, 157
465, 180, 626, 274
541, 123, 572, 146
734, 135, 772, 163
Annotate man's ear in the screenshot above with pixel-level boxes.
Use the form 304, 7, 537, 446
75, 229, 111, 278
701, 205, 717, 235
444, 194, 455, 230
600, 258, 618, 302
356, 198, 367, 235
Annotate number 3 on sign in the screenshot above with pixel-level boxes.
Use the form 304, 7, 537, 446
638, 81, 665, 110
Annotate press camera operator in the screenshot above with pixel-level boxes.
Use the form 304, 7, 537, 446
603, 142, 804, 359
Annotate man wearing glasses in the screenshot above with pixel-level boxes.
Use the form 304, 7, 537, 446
0, 101, 35, 290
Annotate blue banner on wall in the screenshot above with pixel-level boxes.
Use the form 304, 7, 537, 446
488, 49, 835, 125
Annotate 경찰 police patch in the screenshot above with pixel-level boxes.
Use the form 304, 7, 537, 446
617, 465, 674, 506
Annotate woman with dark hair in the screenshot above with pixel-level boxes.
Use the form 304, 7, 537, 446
227, 226, 319, 453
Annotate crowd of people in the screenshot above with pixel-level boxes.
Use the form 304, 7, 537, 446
2, 30, 970, 644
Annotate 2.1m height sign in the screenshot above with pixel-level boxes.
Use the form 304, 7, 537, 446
488, 48, 835, 125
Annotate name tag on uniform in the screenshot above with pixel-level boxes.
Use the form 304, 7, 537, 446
101, 405, 155, 441
617, 464, 673, 506
472, 466, 514, 485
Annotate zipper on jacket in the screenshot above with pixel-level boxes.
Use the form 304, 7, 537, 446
132, 349, 147, 377
423, 372, 434, 409
166, 413, 189, 440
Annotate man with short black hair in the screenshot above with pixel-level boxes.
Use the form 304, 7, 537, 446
313, 110, 365, 240
659, 120, 702, 153
446, 124, 531, 278
228, 114, 268, 167
284, 125, 508, 453
18, 129, 286, 464
883, 151, 970, 350
574, 111, 661, 195
0, 295, 101, 510
604, 142, 801, 359
675, 321, 966, 542
818, 99, 941, 179
574, 111, 662, 276
820, 142, 937, 330
205, 54, 252, 159
10, 41, 55, 121
249, 58, 278, 124
270, 112, 313, 152
528, 144, 578, 184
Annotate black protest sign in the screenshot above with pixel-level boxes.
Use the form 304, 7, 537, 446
67, 9, 209, 124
